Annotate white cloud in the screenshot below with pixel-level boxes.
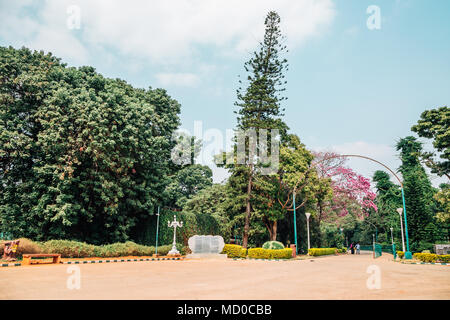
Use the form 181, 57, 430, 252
1, 0, 336, 65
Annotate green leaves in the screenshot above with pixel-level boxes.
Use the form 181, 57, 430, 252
411, 106, 449, 178
0, 46, 181, 244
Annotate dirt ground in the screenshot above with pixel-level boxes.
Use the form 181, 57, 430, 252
0, 251, 449, 300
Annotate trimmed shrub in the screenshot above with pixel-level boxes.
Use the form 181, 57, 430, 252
438, 255, 450, 263
308, 248, 337, 256
397, 251, 405, 259
2, 238, 184, 259
270, 248, 293, 259
247, 247, 292, 259
413, 253, 439, 263
41, 240, 96, 258
248, 248, 270, 259
262, 241, 284, 250
222, 244, 247, 258
154, 245, 172, 256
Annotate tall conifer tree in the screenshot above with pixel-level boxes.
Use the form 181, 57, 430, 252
233, 11, 289, 248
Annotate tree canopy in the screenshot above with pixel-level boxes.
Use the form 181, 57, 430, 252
0, 46, 181, 244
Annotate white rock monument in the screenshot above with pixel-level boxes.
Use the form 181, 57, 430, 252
186, 235, 227, 260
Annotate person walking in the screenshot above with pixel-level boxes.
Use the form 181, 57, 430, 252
350, 243, 355, 254
356, 243, 360, 255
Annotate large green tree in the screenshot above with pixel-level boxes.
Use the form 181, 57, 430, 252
411, 106, 449, 179
164, 164, 213, 210
0, 46, 181, 244
371, 170, 403, 244
231, 11, 289, 248
396, 137, 438, 250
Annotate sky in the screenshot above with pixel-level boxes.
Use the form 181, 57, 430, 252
1, 0, 449, 187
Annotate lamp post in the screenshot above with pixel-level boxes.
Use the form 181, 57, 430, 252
167, 215, 183, 256
155, 206, 160, 256
390, 227, 394, 245
396, 208, 406, 253
293, 193, 298, 255
372, 234, 375, 259
390, 226, 396, 259
367, 220, 378, 243
340, 227, 344, 248
305, 212, 311, 251
400, 189, 412, 259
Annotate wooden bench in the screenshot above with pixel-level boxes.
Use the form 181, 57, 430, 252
22, 254, 61, 265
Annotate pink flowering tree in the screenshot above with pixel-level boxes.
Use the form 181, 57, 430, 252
312, 152, 377, 224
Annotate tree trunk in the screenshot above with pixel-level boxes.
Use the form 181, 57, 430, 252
270, 220, 277, 241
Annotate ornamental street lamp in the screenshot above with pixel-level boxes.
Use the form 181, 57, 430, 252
168, 215, 183, 256
396, 208, 406, 253
305, 212, 311, 251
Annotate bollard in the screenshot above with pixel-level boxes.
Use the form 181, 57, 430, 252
290, 244, 296, 258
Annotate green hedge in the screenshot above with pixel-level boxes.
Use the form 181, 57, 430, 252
247, 248, 292, 259
413, 253, 450, 263
1, 238, 188, 259
308, 248, 337, 256
397, 251, 405, 259
221, 244, 247, 258
262, 241, 285, 250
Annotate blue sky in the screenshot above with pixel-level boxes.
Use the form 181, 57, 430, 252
1, 0, 449, 186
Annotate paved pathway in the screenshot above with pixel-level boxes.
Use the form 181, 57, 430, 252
1, 253, 449, 299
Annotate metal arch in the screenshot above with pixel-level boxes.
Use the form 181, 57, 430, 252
312, 153, 403, 187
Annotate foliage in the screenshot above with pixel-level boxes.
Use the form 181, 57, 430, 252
0, 238, 191, 258
308, 248, 337, 256
0, 46, 181, 244
247, 247, 292, 259
411, 106, 449, 179
180, 184, 232, 243
270, 248, 293, 259
312, 152, 377, 220
371, 170, 403, 243
319, 223, 346, 248
397, 251, 405, 259
397, 137, 440, 250
230, 11, 290, 248
434, 185, 450, 224
250, 134, 326, 243
164, 164, 213, 210
221, 244, 247, 258
413, 252, 439, 263
262, 240, 284, 250
40, 240, 158, 258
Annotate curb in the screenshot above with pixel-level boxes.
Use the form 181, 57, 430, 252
62, 257, 183, 264
400, 261, 449, 266
232, 258, 290, 261
1, 263, 21, 267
